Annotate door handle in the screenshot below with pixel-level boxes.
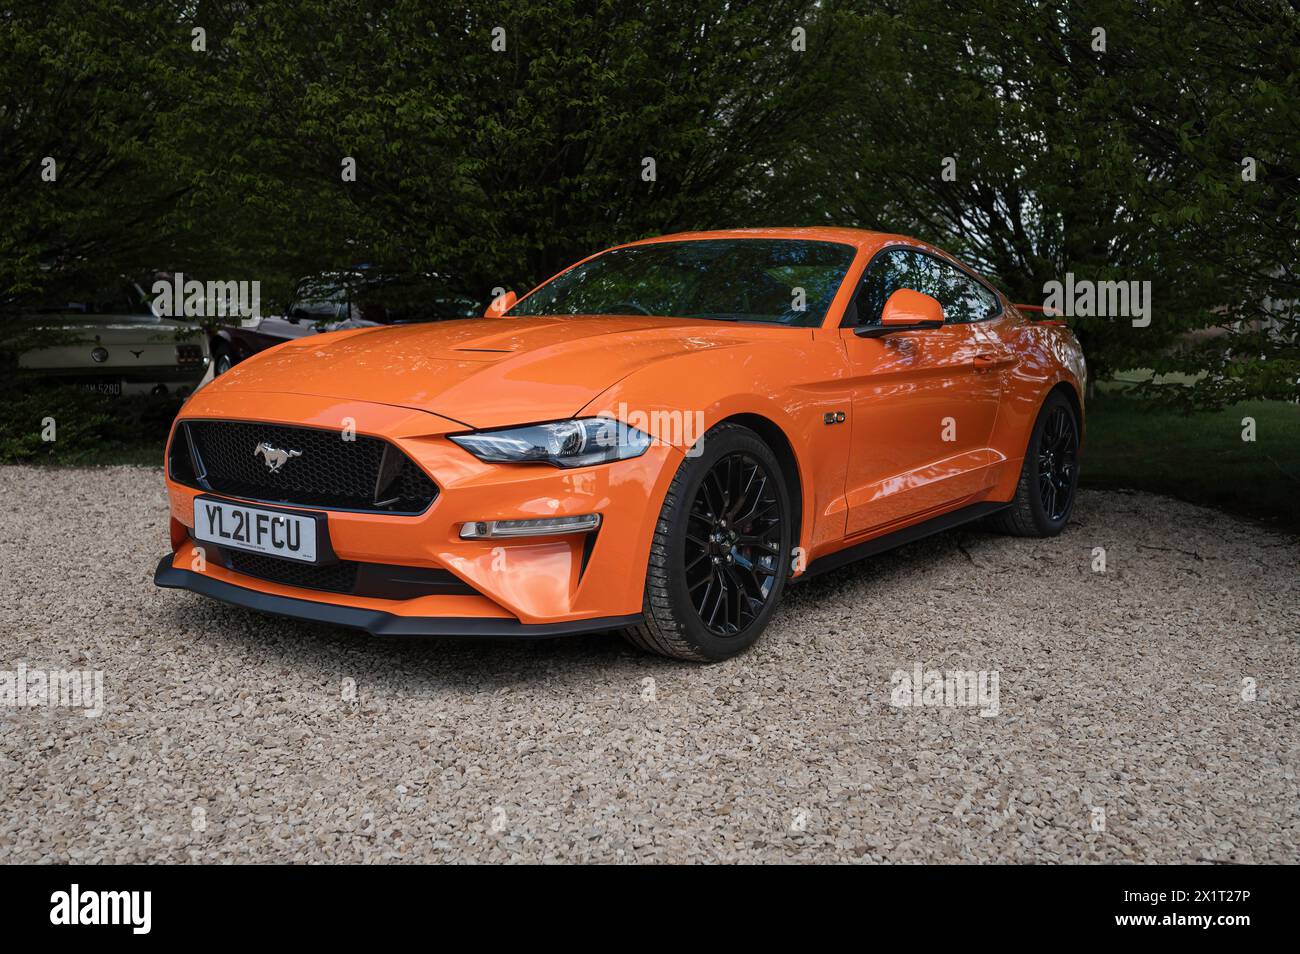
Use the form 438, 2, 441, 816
973, 351, 1013, 367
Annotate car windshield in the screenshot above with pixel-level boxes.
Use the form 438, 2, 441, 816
508, 238, 856, 327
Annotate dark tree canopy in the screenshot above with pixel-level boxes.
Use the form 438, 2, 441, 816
2, 0, 1296, 405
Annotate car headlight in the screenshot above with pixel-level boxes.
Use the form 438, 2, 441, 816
449, 417, 653, 468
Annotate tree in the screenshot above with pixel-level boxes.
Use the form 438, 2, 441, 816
149, 0, 856, 302
4, 0, 1295, 409
1, 4, 175, 311
767, 0, 1299, 404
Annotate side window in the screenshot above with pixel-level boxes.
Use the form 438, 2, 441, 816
852, 248, 999, 326
966, 279, 1000, 322
930, 259, 1000, 324
853, 248, 939, 327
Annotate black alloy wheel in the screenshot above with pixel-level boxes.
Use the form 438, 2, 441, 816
684, 451, 784, 637
1037, 403, 1078, 522
985, 389, 1082, 537
623, 423, 793, 661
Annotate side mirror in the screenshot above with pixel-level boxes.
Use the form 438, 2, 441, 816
486, 290, 517, 317
286, 305, 304, 324
855, 288, 944, 337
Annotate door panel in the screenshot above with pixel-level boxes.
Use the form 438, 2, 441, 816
841, 324, 1003, 534
838, 246, 1011, 537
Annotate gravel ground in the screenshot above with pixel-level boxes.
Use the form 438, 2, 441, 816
0, 464, 1296, 863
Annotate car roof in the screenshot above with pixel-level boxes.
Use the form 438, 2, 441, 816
617, 227, 921, 253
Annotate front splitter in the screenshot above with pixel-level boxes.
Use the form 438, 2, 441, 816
153, 555, 642, 638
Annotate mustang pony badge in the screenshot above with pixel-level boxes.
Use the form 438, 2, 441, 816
254, 441, 302, 473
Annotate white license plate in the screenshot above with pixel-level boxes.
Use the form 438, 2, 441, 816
193, 498, 318, 562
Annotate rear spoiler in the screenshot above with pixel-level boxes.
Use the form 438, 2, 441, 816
1014, 303, 1067, 326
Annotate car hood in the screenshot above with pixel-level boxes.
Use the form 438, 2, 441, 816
206, 315, 756, 428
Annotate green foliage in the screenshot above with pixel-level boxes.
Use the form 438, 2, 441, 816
767, 0, 1299, 400
160, 0, 854, 298
0, 2, 199, 306
0, 377, 179, 464
1, 0, 1296, 409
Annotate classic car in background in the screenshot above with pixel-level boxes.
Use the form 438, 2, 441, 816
17, 281, 211, 396
210, 271, 479, 374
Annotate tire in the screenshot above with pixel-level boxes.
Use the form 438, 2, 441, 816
623, 423, 793, 661
213, 346, 234, 376
986, 389, 1081, 537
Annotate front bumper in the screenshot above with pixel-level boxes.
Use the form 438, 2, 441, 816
154, 556, 642, 637
156, 389, 681, 633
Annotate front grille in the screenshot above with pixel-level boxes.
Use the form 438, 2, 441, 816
212, 544, 478, 600
172, 420, 438, 513
227, 550, 359, 593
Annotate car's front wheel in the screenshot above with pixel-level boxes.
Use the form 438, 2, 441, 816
623, 423, 793, 661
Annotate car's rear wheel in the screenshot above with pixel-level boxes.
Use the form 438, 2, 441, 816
623, 423, 792, 661
986, 389, 1080, 537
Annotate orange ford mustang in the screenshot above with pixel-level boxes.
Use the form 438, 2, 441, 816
155, 228, 1085, 660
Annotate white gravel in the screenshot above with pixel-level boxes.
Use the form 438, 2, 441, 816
0, 464, 1296, 863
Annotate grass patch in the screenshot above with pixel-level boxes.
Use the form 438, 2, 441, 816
1082, 393, 1300, 534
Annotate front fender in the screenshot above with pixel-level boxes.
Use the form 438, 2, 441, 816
578, 337, 855, 566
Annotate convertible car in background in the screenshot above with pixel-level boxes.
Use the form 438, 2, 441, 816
16, 280, 210, 396
156, 228, 1085, 661
209, 271, 480, 374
